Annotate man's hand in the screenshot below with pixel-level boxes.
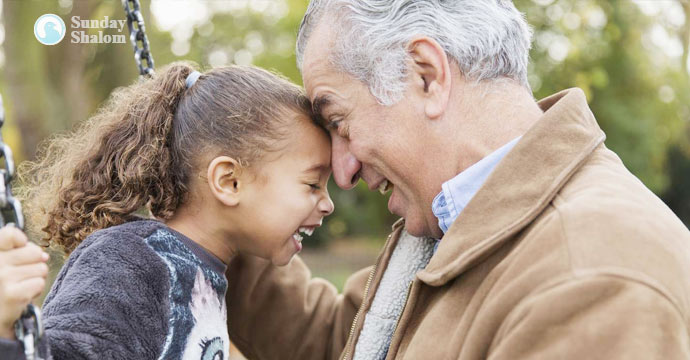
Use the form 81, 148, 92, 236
0, 226, 49, 339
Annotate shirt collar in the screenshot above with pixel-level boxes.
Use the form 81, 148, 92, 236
432, 136, 521, 234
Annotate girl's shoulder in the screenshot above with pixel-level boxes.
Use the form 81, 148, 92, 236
66, 218, 172, 263
65, 217, 168, 260
41, 219, 176, 359
81, 218, 168, 249
44, 219, 171, 303
86, 219, 222, 274
67, 218, 225, 284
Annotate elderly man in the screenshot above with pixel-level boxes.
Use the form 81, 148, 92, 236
226, 1, 690, 359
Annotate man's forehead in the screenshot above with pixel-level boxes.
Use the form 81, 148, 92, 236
303, 54, 356, 105
301, 19, 338, 95
302, 53, 334, 98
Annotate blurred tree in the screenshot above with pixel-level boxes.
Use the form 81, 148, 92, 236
682, 1, 690, 82
3, 0, 73, 160
663, 145, 690, 226
2, 0, 142, 160
515, 0, 690, 193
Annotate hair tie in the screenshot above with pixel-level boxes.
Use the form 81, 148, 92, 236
185, 71, 202, 89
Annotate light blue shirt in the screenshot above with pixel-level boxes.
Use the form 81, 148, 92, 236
432, 137, 521, 236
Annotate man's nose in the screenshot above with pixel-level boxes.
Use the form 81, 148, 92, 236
331, 136, 361, 190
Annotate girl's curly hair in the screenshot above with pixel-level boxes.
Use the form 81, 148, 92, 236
17, 62, 311, 255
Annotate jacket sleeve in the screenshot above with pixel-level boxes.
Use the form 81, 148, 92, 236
488, 274, 690, 360
225, 254, 371, 360
0, 232, 171, 360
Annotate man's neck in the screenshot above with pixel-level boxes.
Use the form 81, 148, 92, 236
445, 80, 542, 176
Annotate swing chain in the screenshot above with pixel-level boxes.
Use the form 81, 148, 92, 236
14, 305, 44, 360
123, 0, 155, 76
0, 95, 43, 359
0, 95, 24, 230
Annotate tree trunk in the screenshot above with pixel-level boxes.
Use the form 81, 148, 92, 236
2, 1, 52, 160
2, 1, 96, 160
681, 1, 690, 80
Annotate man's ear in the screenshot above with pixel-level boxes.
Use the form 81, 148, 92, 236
407, 36, 451, 119
206, 156, 244, 207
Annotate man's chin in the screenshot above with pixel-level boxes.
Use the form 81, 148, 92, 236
401, 217, 435, 238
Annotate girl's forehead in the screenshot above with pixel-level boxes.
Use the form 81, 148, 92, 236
274, 121, 331, 168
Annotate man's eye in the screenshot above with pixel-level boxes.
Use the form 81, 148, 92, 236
328, 119, 349, 138
328, 119, 341, 131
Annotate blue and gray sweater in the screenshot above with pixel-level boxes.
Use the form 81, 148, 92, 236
0, 219, 230, 360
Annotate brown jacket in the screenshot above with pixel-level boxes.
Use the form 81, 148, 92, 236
225, 88, 690, 359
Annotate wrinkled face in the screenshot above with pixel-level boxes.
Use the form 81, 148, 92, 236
239, 115, 334, 266
302, 28, 439, 237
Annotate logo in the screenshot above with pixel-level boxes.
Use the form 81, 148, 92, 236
34, 14, 66, 45
70, 16, 126, 44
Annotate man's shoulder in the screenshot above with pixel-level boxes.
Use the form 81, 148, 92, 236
553, 145, 687, 241
525, 146, 690, 313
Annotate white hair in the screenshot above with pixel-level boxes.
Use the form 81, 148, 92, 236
296, 0, 533, 106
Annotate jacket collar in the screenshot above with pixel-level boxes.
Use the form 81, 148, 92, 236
417, 88, 606, 286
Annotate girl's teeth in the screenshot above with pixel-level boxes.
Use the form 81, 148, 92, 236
298, 227, 315, 236
293, 233, 303, 243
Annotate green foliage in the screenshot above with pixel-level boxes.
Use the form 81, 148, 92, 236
516, 0, 690, 194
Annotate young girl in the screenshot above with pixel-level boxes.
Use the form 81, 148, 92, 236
0, 62, 334, 359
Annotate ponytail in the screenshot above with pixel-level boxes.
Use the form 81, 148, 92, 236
19, 62, 196, 254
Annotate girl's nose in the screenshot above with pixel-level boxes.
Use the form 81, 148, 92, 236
319, 194, 335, 216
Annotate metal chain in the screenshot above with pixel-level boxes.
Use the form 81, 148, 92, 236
14, 305, 43, 360
123, 0, 155, 76
5, 3, 157, 355
0, 95, 44, 359
0, 96, 24, 230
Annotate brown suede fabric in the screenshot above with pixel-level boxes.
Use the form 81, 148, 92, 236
226, 88, 690, 359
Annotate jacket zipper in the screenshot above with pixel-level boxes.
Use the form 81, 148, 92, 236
341, 230, 398, 360
341, 264, 377, 360
385, 280, 414, 360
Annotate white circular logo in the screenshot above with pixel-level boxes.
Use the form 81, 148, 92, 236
34, 14, 66, 45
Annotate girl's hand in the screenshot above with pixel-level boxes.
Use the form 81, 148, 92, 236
0, 226, 49, 339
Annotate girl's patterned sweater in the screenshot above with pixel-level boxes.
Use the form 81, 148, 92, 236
0, 219, 230, 360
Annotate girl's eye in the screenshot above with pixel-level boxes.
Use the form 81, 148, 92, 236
308, 183, 321, 190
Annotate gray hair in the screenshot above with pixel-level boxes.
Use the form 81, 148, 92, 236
296, 0, 533, 105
